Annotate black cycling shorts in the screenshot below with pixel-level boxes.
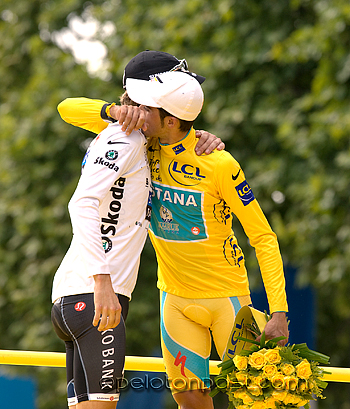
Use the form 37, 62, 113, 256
51, 293, 129, 405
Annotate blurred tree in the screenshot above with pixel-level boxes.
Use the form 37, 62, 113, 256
1, 0, 350, 408
0, 1, 110, 407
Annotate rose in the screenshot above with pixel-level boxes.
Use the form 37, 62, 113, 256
251, 401, 266, 409
265, 396, 277, 408
241, 393, 254, 405
234, 389, 254, 405
298, 379, 308, 392
236, 371, 249, 386
271, 373, 285, 389
234, 355, 249, 371
264, 348, 281, 364
285, 393, 306, 406
296, 359, 312, 379
250, 375, 266, 388
272, 389, 288, 401
281, 363, 295, 376
285, 375, 298, 391
233, 388, 248, 401
283, 393, 299, 405
248, 352, 266, 369
247, 384, 263, 397
263, 364, 278, 379
237, 406, 250, 409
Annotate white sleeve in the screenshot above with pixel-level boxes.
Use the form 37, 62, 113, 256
68, 128, 137, 277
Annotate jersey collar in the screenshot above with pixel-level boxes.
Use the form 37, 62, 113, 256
159, 128, 196, 157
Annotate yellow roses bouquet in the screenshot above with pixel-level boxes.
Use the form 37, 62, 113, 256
211, 331, 330, 409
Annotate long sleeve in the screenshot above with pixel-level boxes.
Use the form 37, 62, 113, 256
216, 153, 288, 313
57, 97, 110, 134
68, 128, 136, 277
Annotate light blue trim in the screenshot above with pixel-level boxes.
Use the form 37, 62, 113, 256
159, 129, 191, 146
229, 296, 242, 315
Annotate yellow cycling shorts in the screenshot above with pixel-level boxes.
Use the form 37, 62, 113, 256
160, 291, 252, 394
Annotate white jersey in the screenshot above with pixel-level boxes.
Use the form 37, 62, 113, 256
52, 123, 152, 302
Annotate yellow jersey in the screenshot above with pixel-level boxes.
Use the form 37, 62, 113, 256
57, 98, 288, 313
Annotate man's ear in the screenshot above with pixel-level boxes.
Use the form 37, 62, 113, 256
166, 116, 179, 129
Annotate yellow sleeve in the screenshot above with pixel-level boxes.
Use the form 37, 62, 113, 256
57, 97, 111, 135
215, 152, 288, 313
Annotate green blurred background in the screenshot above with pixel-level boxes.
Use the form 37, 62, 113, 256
0, 0, 349, 407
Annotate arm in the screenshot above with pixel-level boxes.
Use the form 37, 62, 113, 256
217, 153, 289, 345
58, 97, 225, 154
108, 106, 225, 154
57, 97, 110, 134
69, 128, 136, 330
57, 97, 147, 137
70, 179, 122, 331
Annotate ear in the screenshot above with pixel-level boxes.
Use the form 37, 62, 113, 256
166, 116, 179, 129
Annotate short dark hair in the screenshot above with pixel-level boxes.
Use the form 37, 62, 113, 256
158, 108, 194, 133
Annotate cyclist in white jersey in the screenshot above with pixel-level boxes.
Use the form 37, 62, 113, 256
51, 50, 222, 409
51, 121, 152, 407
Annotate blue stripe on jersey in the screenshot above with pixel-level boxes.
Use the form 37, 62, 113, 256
160, 292, 209, 381
229, 296, 242, 315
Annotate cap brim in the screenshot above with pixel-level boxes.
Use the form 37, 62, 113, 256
188, 72, 206, 84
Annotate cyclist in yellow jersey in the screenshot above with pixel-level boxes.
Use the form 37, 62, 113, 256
57, 52, 289, 409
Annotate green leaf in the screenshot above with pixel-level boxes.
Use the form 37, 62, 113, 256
235, 336, 261, 345
292, 343, 330, 365
218, 358, 235, 369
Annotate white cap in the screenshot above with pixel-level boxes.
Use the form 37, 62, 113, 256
125, 71, 204, 121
